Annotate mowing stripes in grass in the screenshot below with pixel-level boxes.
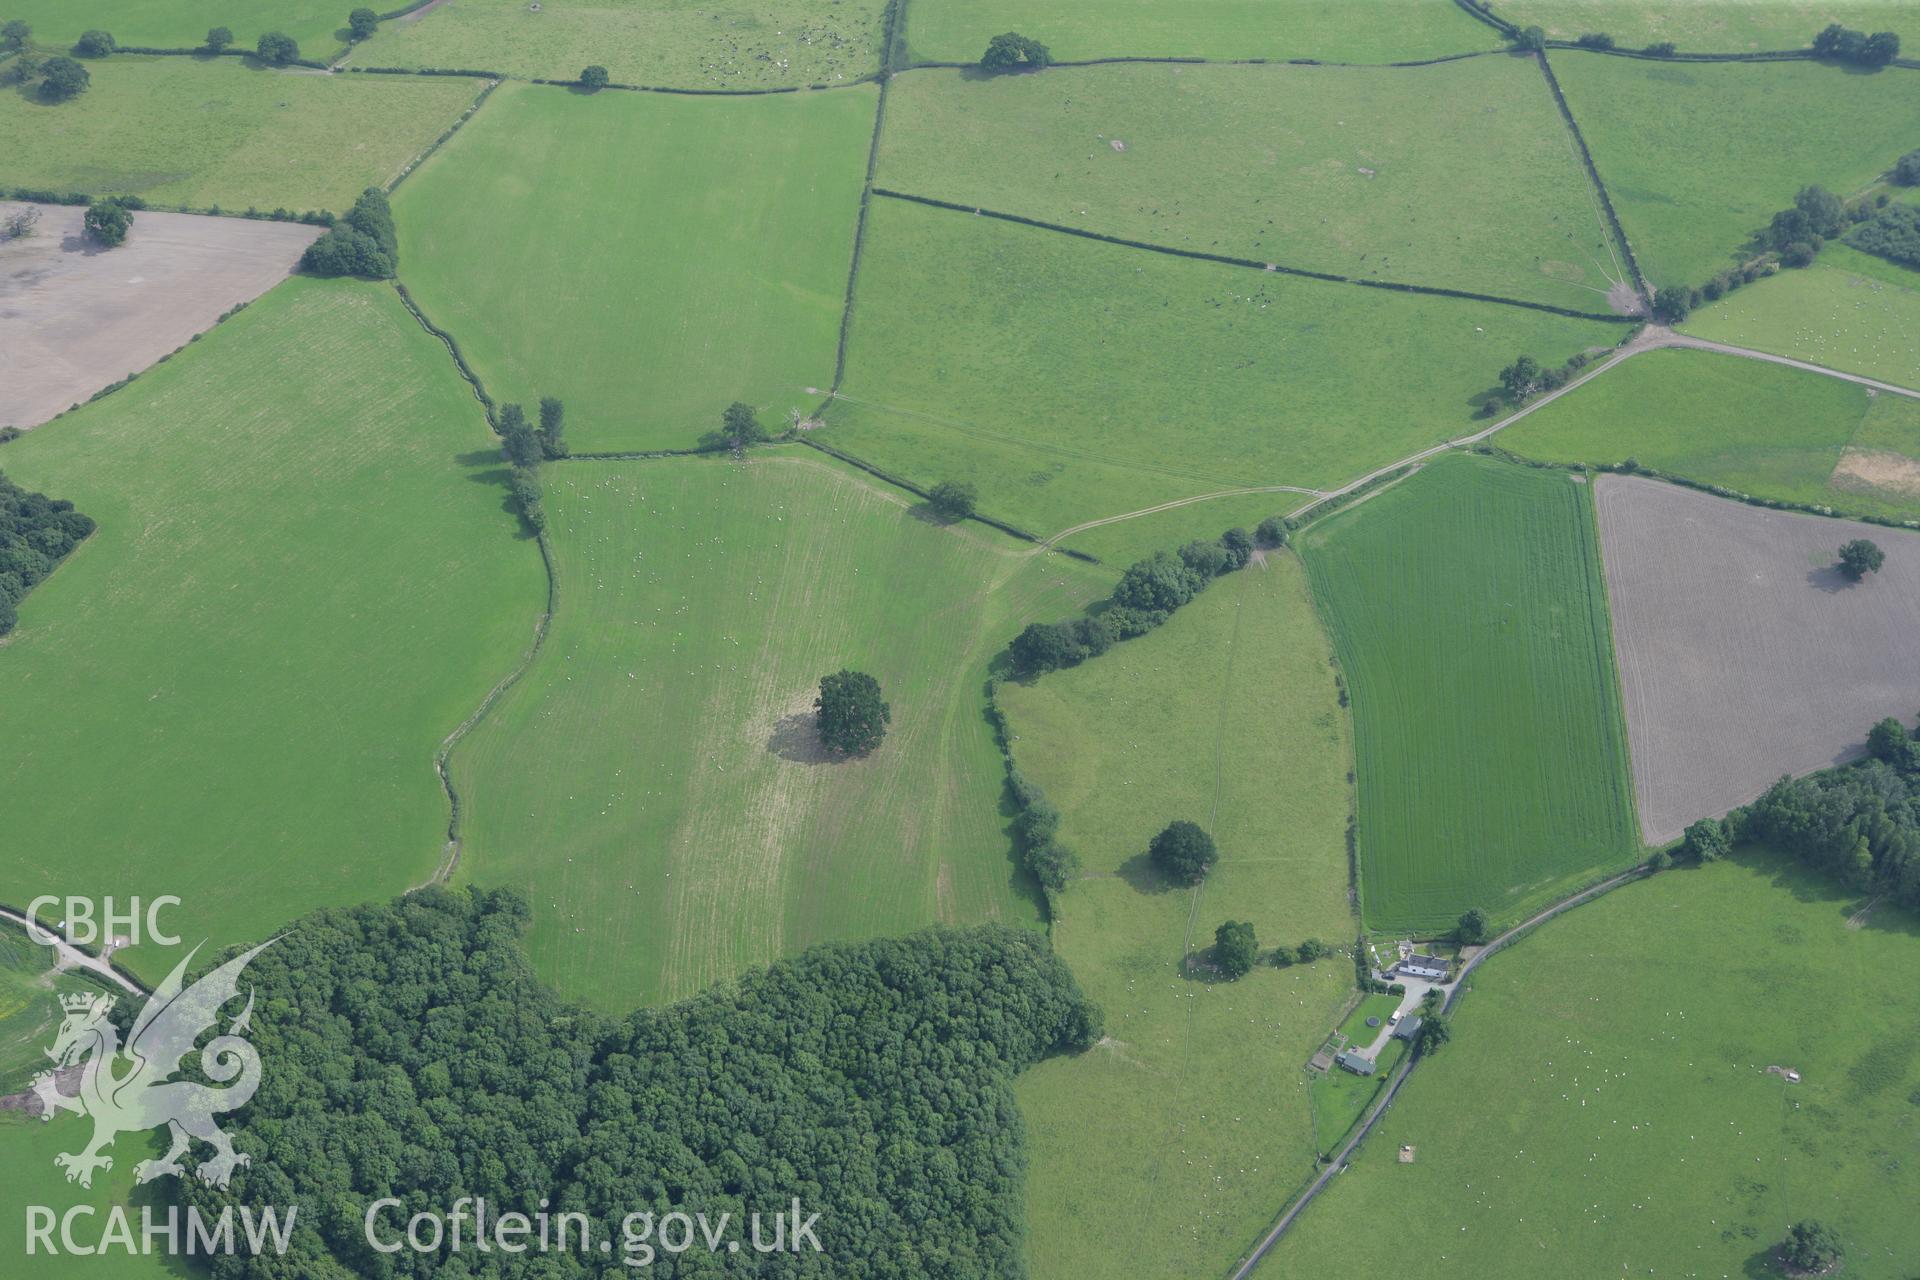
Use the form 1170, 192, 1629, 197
393, 82, 874, 454
448, 450, 1109, 1010
0, 278, 547, 986
0, 56, 484, 214
1298, 453, 1640, 933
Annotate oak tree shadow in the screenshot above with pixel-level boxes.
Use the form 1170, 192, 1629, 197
767, 712, 835, 765
1805, 564, 1858, 594
1117, 851, 1177, 895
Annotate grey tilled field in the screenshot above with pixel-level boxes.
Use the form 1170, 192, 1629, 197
1595, 474, 1920, 844
0, 203, 320, 430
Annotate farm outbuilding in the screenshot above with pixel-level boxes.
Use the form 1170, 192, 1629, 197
1391, 1015, 1423, 1042
1335, 1050, 1376, 1076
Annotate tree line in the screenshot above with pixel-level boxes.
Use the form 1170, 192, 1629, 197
494, 397, 567, 530
0, 470, 95, 636
175, 886, 1101, 1278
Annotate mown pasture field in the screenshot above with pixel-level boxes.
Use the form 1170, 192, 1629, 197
0, 924, 111, 1095
393, 82, 872, 454
0, 55, 483, 213
1502, 346, 1920, 520
1000, 553, 1356, 1280
0, 279, 547, 986
448, 450, 1109, 1009
1297, 454, 1640, 933
829, 197, 1629, 543
1594, 474, 1920, 843
878, 57, 1621, 311
344, 0, 887, 87
898, 0, 1500, 64
1551, 53, 1920, 291
0, 1113, 174, 1279
1259, 850, 1920, 1278
1485, 0, 1920, 51
0, 0, 343, 56
1684, 245, 1920, 391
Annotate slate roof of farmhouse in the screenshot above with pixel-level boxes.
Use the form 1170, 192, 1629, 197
1391, 1015, 1423, 1041
1335, 1050, 1376, 1074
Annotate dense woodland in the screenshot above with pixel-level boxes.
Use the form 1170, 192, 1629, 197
179, 888, 1100, 1278
0, 470, 94, 635
1735, 718, 1920, 909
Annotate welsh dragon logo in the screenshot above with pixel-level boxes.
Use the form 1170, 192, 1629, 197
32, 940, 273, 1191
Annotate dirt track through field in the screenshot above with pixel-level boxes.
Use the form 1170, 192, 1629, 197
1595, 474, 1920, 843
0, 204, 320, 430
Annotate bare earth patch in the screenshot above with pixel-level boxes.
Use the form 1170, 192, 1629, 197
1830, 447, 1920, 501
0, 203, 320, 430
1595, 475, 1920, 843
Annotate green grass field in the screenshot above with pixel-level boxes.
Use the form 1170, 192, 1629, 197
1683, 246, 1920, 390
448, 450, 1108, 1009
1336, 991, 1401, 1046
3, 1, 343, 56
1485, 0, 1920, 51
899, 0, 1500, 64
392, 81, 872, 454
1, 55, 482, 212
878, 57, 1621, 310
1001, 552, 1357, 1280
0, 279, 547, 986
828, 196, 1629, 543
0, 1113, 176, 1280
1297, 453, 1641, 933
344, 0, 888, 87
1551, 53, 1920, 291
0, 925, 111, 1096
1503, 346, 1920, 519
1261, 849, 1920, 1277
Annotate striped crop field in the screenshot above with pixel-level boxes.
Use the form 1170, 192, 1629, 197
1297, 453, 1641, 933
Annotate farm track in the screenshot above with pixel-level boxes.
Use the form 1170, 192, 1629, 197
0, 908, 148, 998
1226, 865, 1647, 1280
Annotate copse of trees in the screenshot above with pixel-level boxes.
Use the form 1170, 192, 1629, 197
1654, 184, 1868, 322
300, 187, 397, 278
1838, 536, 1885, 581
1213, 920, 1258, 979
2, 19, 28, 50
489, 397, 563, 529
1008, 524, 1257, 677
178, 887, 1103, 1279
1812, 22, 1899, 66
1456, 907, 1489, 945
82, 199, 131, 247
981, 31, 1051, 70
1848, 202, 1920, 270
72, 29, 113, 56
0, 471, 95, 637
1149, 819, 1217, 886
255, 31, 299, 65
347, 7, 379, 39
816, 668, 890, 756
1490, 348, 1595, 408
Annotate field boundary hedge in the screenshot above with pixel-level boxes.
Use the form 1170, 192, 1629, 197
391, 282, 495, 419
385, 75, 499, 193
869, 189, 1627, 321
1533, 51, 1649, 305
894, 49, 1507, 73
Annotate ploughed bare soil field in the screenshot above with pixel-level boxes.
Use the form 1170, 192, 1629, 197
0, 203, 319, 430
1595, 474, 1920, 843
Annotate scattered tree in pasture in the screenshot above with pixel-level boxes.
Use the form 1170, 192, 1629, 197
1, 19, 28, 50
579, 64, 610, 89
1775, 1219, 1843, 1273
1212, 921, 1258, 979
927, 479, 977, 520
981, 31, 1051, 70
1456, 907, 1489, 945
256, 32, 300, 65
1297, 937, 1330, 962
1682, 817, 1728, 863
1255, 515, 1288, 548
72, 29, 113, 56
1837, 537, 1884, 581
36, 54, 88, 99
712, 400, 768, 451
204, 26, 233, 52
537, 396, 567, 459
347, 7, 379, 40
1149, 820, 1217, 886
1499, 354, 1543, 400
82, 199, 131, 247
815, 669, 890, 756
